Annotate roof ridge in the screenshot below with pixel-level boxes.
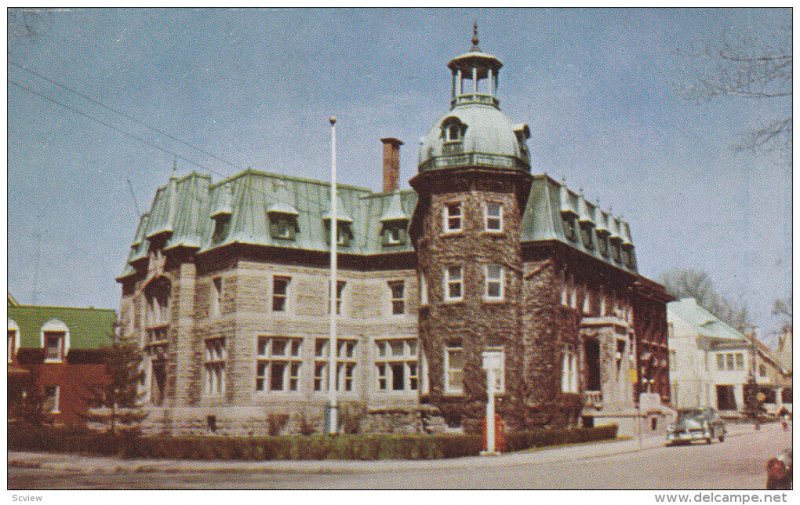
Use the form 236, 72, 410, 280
9, 304, 116, 313
209, 168, 374, 193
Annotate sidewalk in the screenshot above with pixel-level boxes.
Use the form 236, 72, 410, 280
7, 423, 760, 475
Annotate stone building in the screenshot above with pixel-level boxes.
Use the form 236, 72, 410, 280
117, 31, 671, 436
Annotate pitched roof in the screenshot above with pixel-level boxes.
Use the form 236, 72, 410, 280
7, 304, 117, 349
667, 298, 746, 342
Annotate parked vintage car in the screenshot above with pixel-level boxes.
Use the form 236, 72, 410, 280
666, 407, 727, 446
766, 449, 792, 489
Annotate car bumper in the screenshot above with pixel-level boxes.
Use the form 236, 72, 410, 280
666, 430, 711, 443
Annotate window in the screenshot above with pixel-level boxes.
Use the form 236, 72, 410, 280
735, 353, 744, 371
375, 338, 419, 392
445, 266, 463, 302
211, 277, 222, 317
569, 276, 577, 309
561, 345, 578, 393
389, 281, 405, 315
582, 288, 591, 315
325, 221, 352, 247
598, 235, 609, 257
717, 352, 745, 372
716, 354, 725, 371
599, 290, 607, 316
256, 337, 302, 392
444, 203, 462, 233
44, 332, 66, 361
144, 278, 171, 328
212, 215, 231, 244
759, 364, 767, 377
150, 359, 166, 405
444, 345, 464, 394
443, 118, 465, 142
43, 385, 60, 414
561, 273, 568, 307
726, 353, 734, 371
484, 265, 504, 300
382, 225, 406, 246
269, 216, 296, 240
204, 338, 226, 396
581, 223, 594, 249
272, 276, 290, 312
314, 338, 358, 392
611, 241, 622, 262
563, 216, 577, 241
419, 273, 428, 306
485, 202, 503, 232
622, 247, 635, 268
328, 280, 346, 315
8, 329, 17, 363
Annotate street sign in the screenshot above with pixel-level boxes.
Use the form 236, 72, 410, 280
629, 368, 637, 383
482, 350, 503, 372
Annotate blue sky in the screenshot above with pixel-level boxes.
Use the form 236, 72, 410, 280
7, 8, 791, 340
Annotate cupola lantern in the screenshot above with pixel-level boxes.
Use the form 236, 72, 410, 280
447, 22, 503, 109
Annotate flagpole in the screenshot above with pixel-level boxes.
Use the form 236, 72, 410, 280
326, 116, 339, 434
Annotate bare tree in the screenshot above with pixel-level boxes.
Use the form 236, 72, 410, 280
678, 25, 791, 154
772, 295, 792, 325
659, 268, 751, 332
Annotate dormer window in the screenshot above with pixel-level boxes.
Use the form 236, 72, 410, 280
562, 216, 577, 241
41, 319, 69, 363
270, 215, 297, 241
442, 117, 466, 143
597, 234, 609, 257
580, 223, 594, 250
382, 224, 406, 246
325, 220, 352, 247
211, 215, 231, 244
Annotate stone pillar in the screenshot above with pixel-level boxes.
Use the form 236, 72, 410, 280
172, 261, 198, 406
488, 69, 493, 95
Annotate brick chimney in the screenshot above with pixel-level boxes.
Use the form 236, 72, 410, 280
380, 138, 403, 193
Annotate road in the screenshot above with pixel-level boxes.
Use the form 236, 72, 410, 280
8, 422, 791, 489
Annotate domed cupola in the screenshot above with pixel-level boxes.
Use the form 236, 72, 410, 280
418, 23, 531, 174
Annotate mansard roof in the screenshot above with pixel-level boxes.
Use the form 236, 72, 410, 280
521, 174, 638, 273
120, 170, 640, 278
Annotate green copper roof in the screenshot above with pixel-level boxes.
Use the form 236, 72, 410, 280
668, 298, 746, 343
8, 304, 117, 349
418, 104, 530, 173
119, 169, 418, 277
520, 175, 638, 274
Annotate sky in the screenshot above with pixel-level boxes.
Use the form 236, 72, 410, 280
6, 8, 792, 342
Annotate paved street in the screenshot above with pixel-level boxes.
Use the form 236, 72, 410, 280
8, 422, 790, 489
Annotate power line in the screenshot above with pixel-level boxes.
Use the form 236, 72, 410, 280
10, 78, 214, 172
9, 60, 243, 171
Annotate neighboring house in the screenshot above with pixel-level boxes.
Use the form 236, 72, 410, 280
7, 301, 116, 426
775, 326, 792, 375
668, 298, 791, 415
117, 31, 672, 436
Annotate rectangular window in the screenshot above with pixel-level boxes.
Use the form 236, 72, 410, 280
569, 276, 577, 309
582, 288, 591, 315
717, 354, 725, 371
211, 277, 222, 317
375, 338, 419, 392
561, 345, 578, 393
484, 265, 504, 300
485, 202, 503, 232
150, 360, 166, 406
759, 364, 767, 377
256, 336, 302, 392
444, 203, 462, 233
272, 276, 291, 312
735, 353, 744, 371
204, 338, 226, 396
726, 353, 734, 371
44, 332, 65, 361
389, 281, 405, 315
314, 338, 357, 393
43, 385, 60, 413
328, 280, 346, 315
419, 274, 428, 306
8, 330, 16, 363
445, 266, 463, 302
445, 346, 464, 394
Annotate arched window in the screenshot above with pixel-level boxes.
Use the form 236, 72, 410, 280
441, 117, 466, 142
41, 319, 69, 362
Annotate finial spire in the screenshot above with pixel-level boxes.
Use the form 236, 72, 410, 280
171, 159, 177, 179
471, 20, 480, 51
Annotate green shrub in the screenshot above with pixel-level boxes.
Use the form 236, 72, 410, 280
10, 424, 615, 461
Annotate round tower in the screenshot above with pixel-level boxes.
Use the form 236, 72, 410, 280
410, 25, 533, 432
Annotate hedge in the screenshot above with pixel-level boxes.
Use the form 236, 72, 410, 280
506, 424, 618, 452
9, 424, 617, 460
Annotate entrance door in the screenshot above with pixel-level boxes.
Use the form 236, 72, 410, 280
716, 385, 737, 411
585, 339, 601, 391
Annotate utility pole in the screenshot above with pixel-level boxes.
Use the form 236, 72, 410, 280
326, 116, 339, 435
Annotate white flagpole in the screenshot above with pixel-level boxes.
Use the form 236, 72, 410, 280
327, 116, 339, 434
